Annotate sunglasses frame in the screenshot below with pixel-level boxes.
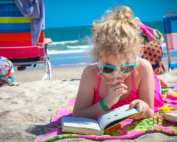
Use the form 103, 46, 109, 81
97, 56, 137, 74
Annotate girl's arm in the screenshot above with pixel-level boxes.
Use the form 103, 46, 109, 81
72, 65, 106, 119
130, 59, 155, 119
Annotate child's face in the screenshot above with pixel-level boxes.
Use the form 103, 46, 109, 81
98, 54, 132, 82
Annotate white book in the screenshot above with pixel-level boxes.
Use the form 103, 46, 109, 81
163, 113, 177, 122
61, 104, 140, 135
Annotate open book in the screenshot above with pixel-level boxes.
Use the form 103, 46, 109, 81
61, 104, 140, 135
163, 113, 177, 123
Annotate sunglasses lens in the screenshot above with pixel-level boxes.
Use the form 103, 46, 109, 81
101, 67, 114, 74
120, 66, 134, 73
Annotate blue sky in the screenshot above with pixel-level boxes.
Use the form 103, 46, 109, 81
44, 0, 177, 28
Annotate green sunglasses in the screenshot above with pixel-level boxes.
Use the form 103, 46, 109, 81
97, 56, 137, 74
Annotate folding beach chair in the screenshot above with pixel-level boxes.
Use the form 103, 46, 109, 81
0, 1, 52, 80
163, 12, 177, 72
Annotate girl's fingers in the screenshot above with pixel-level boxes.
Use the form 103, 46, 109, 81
115, 88, 127, 95
136, 103, 144, 115
115, 88, 123, 95
112, 83, 127, 90
109, 79, 124, 85
129, 100, 145, 116
129, 100, 140, 110
115, 88, 123, 93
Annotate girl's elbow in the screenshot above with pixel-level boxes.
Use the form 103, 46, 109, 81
147, 108, 154, 118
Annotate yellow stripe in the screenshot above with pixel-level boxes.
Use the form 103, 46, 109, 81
165, 33, 177, 35
0, 17, 31, 23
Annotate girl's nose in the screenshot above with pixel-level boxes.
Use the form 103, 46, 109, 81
114, 68, 123, 77
114, 68, 120, 74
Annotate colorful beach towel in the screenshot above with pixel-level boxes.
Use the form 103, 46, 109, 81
35, 86, 177, 142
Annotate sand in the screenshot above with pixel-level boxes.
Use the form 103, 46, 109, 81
0, 60, 177, 142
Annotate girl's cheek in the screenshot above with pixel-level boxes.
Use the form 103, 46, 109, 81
101, 74, 113, 82
103, 74, 111, 80
123, 73, 130, 79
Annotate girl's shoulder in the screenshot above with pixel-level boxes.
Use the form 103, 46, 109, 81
83, 63, 99, 75
136, 58, 154, 76
81, 63, 99, 91
134, 58, 155, 90
81, 63, 99, 81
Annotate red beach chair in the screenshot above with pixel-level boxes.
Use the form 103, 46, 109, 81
0, 1, 52, 80
163, 12, 177, 72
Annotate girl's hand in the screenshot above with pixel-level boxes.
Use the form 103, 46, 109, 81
104, 79, 128, 108
129, 99, 150, 119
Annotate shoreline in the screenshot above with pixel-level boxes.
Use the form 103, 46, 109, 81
13, 59, 177, 83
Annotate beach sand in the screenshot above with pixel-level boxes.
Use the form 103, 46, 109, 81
0, 60, 177, 141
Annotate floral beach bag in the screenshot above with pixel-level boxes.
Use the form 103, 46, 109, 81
0, 56, 14, 85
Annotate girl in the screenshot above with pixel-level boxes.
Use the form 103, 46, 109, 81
73, 5, 164, 120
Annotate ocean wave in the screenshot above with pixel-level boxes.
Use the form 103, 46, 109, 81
48, 50, 87, 55
162, 43, 166, 49
49, 40, 79, 45
57, 55, 89, 59
58, 63, 90, 67
67, 45, 91, 49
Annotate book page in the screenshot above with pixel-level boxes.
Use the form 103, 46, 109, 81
164, 113, 177, 122
98, 105, 139, 130
62, 116, 102, 131
164, 113, 177, 117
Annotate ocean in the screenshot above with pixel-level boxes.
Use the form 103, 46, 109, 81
27, 21, 177, 70
45, 25, 94, 69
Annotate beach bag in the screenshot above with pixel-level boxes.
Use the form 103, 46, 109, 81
141, 40, 165, 75
138, 23, 165, 75
0, 57, 14, 85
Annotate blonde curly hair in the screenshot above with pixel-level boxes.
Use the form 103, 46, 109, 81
92, 5, 143, 64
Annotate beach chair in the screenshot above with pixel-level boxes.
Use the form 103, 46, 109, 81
0, 1, 52, 80
163, 12, 177, 72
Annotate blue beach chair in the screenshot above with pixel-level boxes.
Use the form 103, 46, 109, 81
163, 12, 177, 72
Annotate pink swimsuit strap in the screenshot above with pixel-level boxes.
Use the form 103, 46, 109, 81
95, 70, 101, 93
